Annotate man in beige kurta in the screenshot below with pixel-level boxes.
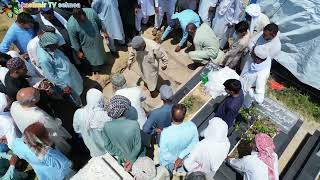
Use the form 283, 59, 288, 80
128, 36, 168, 98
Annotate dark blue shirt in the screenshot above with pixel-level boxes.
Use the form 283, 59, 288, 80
215, 91, 244, 128
143, 104, 173, 142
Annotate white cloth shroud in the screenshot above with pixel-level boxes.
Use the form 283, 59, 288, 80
205, 67, 240, 98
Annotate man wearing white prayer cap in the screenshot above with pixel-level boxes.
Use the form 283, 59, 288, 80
240, 45, 272, 107
245, 4, 270, 36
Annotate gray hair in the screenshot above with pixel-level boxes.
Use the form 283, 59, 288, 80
186, 171, 207, 180
19, 89, 40, 106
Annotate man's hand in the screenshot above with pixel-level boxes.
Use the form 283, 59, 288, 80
63, 86, 72, 94
102, 32, 109, 39
9, 155, 18, 166
21, 53, 29, 60
161, 65, 167, 71
155, 7, 160, 15
155, 128, 162, 135
124, 160, 132, 172
174, 158, 183, 170
77, 51, 85, 60
175, 46, 182, 52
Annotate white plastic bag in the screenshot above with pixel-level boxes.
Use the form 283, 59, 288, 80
205, 67, 240, 98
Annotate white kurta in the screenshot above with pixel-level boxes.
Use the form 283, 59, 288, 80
136, 0, 155, 31
27, 37, 45, 76
250, 13, 270, 37
0, 67, 8, 86
184, 117, 230, 178
154, 0, 177, 29
198, 0, 218, 25
229, 152, 279, 180
240, 57, 271, 108
10, 101, 72, 154
91, 0, 125, 41
115, 87, 147, 129
212, 0, 243, 48
128, 38, 168, 91
241, 32, 281, 70
0, 112, 18, 149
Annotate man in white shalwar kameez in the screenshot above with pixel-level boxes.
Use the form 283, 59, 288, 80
128, 36, 168, 98
240, 46, 271, 108
10, 87, 71, 154
153, 0, 177, 36
184, 117, 230, 179
136, 0, 155, 33
245, 4, 270, 37
198, 0, 219, 25
240, 23, 281, 70
91, 0, 125, 53
212, 0, 243, 49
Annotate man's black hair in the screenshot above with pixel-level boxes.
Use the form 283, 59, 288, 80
186, 171, 207, 180
223, 79, 242, 93
264, 23, 279, 35
16, 12, 35, 24
72, 8, 85, 19
0, 52, 11, 67
235, 21, 249, 33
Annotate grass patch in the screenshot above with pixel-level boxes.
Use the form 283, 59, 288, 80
267, 86, 320, 123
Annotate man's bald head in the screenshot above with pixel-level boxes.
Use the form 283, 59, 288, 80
171, 104, 187, 123
16, 87, 40, 106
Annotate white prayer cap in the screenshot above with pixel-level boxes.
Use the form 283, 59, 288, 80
245, 4, 261, 17
159, 85, 173, 100
0, 92, 8, 112
254, 45, 268, 60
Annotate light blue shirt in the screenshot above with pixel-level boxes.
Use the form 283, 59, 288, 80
37, 46, 83, 96
161, 10, 201, 47
11, 138, 73, 180
159, 121, 199, 170
0, 23, 35, 54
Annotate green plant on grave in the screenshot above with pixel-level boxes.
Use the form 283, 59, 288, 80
241, 119, 278, 143
239, 105, 258, 121
181, 96, 196, 111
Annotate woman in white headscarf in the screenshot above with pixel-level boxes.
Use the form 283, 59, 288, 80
73, 88, 111, 157
183, 117, 230, 179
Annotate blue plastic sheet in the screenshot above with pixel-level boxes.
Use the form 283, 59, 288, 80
257, 0, 320, 89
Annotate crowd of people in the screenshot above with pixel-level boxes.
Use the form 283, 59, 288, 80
0, 0, 282, 179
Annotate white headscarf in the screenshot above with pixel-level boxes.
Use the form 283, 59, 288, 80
202, 117, 229, 142
82, 89, 110, 131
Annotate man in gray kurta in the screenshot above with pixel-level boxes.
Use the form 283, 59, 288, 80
67, 8, 108, 72
128, 36, 168, 98
187, 23, 224, 70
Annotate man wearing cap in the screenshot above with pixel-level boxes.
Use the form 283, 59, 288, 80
240, 45, 271, 108
103, 95, 144, 172
245, 4, 270, 37
111, 73, 147, 129
37, 32, 83, 107
160, 9, 201, 52
128, 36, 168, 98
143, 85, 174, 143
4, 57, 29, 100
